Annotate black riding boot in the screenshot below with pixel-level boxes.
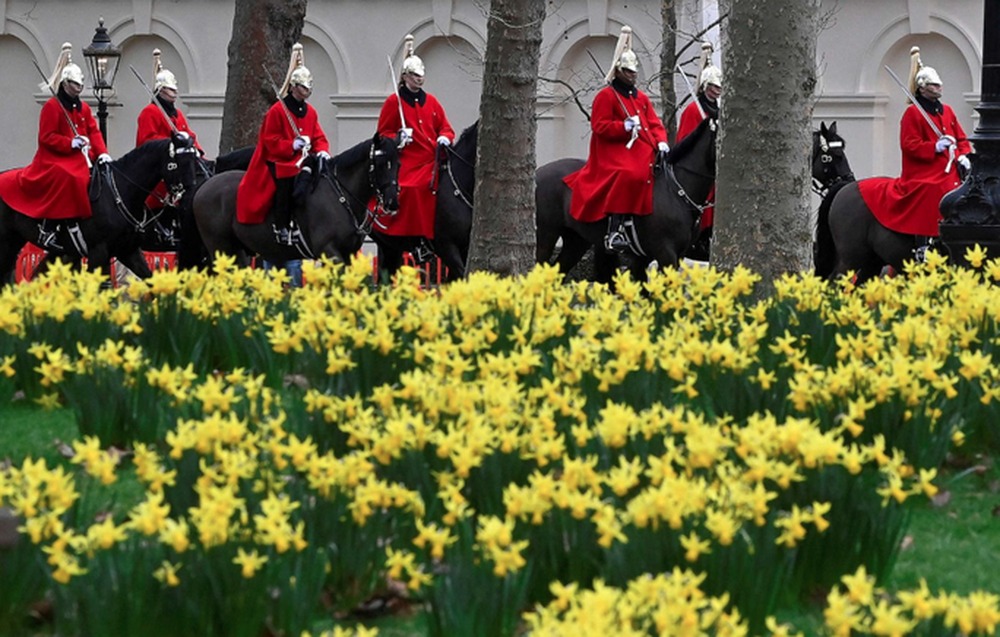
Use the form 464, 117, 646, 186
604, 214, 630, 253
272, 177, 296, 246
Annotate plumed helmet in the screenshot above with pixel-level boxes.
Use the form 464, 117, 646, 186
401, 34, 424, 77
61, 63, 85, 87
698, 42, 722, 90
909, 46, 942, 94
280, 43, 312, 94
152, 49, 178, 93
40, 43, 78, 93
606, 26, 638, 82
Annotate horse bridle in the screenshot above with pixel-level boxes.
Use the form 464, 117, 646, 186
813, 134, 854, 195
101, 139, 197, 232
325, 140, 398, 237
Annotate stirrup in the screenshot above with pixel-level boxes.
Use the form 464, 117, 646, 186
37, 226, 64, 252
604, 230, 629, 254
272, 223, 295, 246
412, 240, 435, 264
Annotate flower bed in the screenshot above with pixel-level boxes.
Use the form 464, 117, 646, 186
0, 252, 998, 636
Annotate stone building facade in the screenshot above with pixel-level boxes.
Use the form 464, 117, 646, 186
0, 0, 985, 183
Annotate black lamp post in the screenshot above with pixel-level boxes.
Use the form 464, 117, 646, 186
81, 17, 121, 143
939, 1, 1000, 264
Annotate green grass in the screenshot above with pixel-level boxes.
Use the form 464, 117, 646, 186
1, 400, 997, 636
890, 456, 1000, 595
0, 400, 76, 466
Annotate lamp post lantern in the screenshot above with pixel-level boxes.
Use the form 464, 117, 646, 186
939, 1, 1000, 264
81, 17, 121, 142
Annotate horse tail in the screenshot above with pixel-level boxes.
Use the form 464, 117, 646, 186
814, 180, 850, 279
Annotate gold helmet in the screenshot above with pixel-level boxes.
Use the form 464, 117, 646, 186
698, 42, 722, 91
908, 46, 942, 95
280, 43, 313, 94
401, 34, 424, 77
40, 43, 83, 92
606, 26, 638, 82
152, 49, 178, 93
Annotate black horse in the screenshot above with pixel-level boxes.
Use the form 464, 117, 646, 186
811, 122, 933, 284
192, 133, 400, 267
535, 116, 717, 279
0, 133, 199, 285
138, 146, 256, 269
373, 121, 477, 282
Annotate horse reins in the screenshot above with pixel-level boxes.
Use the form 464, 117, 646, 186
441, 145, 474, 208
100, 140, 195, 232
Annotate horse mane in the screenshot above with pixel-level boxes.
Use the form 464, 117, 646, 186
116, 138, 172, 165
331, 137, 373, 168
667, 117, 713, 165
456, 121, 478, 149
215, 146, 254, 173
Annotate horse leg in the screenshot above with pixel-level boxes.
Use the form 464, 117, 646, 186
554, 233, 592, 274
0, 238, 21, 285
376, 242, 405, 284
117, 248, 153, 280
436, 240, 466, 282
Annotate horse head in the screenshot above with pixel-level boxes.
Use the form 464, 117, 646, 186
812, 121, 854, 193
369, 132, 401, 214
161, 131, 200, 206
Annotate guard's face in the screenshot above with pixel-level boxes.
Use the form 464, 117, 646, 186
63, 80, 83, 98
403, 72, 424, 92
291, 83, 312, 101
616, 68, 637, 87
920, 83, 943, 100
159, 87, 178, 103
705, 84, 722, 100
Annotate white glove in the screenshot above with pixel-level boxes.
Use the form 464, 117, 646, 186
958, 154, 971, 171
437, 135, 451, 146
71, 135, 89, 149
293, 135, 311, 152
97, 153, 112, 164
935, 136, 955, 153
624, 116, 640, 132
317, 150, 332, 160
399, 128, 413, 146
657, 141, 669, 153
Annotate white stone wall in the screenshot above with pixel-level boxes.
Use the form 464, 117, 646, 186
0, 0, 987, 182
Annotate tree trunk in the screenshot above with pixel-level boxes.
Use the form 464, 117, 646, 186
712, 0, 819, 297
660, 0, 678, 142
218, 0, 307, 155
466, 0, 546, 276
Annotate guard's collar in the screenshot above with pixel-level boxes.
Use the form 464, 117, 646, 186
283, 93, 308, 118
156, 95, 178, 119
57, 85, 81, 112
698, 93, 720, 119
611, 77, 638, 98
399, 83, 426, 107
916, 93, 943, 116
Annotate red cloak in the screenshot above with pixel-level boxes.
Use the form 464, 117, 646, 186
564, 83, 667, 223
0, 96, 107, 220
376, 90, 454, 238
236, 99, 329, 225
858, 102, 971, 236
